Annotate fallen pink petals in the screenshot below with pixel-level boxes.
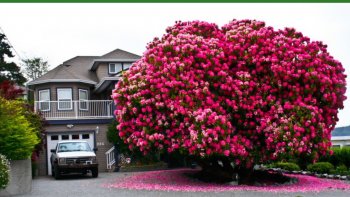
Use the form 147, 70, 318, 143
105, 169, 350, 193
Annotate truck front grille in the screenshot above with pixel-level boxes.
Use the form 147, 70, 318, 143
66, 157, 90, 164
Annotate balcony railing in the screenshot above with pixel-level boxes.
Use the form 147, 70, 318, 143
34, 100, 114, 120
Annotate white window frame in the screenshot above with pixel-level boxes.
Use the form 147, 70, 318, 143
79, 89, 88, 111
38, 89, 50, 111
57, 88, 73, 110
109, 63, 122, 74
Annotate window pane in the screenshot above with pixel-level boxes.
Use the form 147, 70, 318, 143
109, 64, 116, 73
79, 90, 88, 110
58, 89, 72, 110
51, 135, 58, 141
82, 134, 90, 139
40, 101, 50, 111
79, 90, 88, 100
39, 90, 50, 111
62, 135, 69, 140
57, 89, 72, 99
58, 100, 72, 109
72, 134, 80, 140
115, 63, 122, 73
79, 101, 88, 110
39, 90, 49, 101
123, 63, 132, 70
109, 63, 122, 73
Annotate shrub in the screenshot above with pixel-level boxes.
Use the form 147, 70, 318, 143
107, 120, 159, 165
107, 120, 130, 154
0, 154, 10, 189
0, 97, 39, 160
112, 19, 346, 173
320, 147, 350, 169
273, 162, 300, 171
307, 162, 334, 174
332, 164, 349, 175
337, 147, 350, 168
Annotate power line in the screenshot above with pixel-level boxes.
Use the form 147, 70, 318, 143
0, 26, 25, 60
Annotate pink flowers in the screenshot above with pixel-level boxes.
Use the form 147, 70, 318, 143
112, 19, 346, 167
105, 169, 350, 193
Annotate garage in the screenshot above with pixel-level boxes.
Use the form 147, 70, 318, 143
46, 132, 95, 175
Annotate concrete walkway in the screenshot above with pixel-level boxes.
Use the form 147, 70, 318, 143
17, 172, 350, 197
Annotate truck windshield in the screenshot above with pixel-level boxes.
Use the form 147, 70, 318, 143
57, 142, 92, 152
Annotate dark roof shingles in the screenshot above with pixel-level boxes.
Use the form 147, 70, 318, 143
332, 126, 350, 137
29, 49, 140, 84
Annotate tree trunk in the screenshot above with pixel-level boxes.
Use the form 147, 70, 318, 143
113, 143, 120, 172
237, 167, 255, 185
196, 158, 235, 183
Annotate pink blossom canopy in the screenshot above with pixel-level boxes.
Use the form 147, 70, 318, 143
112, 20, 346, 167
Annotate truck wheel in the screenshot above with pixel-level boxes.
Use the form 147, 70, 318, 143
54, 166, 61, 180
51, 166, 55, 177
92, 168, 98, 178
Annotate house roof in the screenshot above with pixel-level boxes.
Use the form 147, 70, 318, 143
95, 76, 121, 93
27, 49, 141, 86
99, 48, 140, 59
90, 49, 141, 71
331, 126, 350, 137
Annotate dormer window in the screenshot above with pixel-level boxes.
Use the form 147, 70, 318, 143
123, 63, 132, 70
109, 63, 122, 74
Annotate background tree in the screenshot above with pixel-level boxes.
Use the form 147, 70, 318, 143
0, 33, 26, 85
112, 20, 346, 184
0, 80, 23, 100
22, 57, 49, 81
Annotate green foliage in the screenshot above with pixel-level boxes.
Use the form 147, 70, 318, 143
22, 57, 49, 81
107, 120, 129, 154
307, 162, 334, 174
0, 154, 10, 189
273, 162, 300, 171
107, 120, 160, 165
22, 103, 46, 156
331, 164, 349, 175
0, 97, 39, 160
0, 33, 26, 85
320, 147, 350, 169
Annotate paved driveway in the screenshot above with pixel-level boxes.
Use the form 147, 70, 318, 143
18, 172, 350, 197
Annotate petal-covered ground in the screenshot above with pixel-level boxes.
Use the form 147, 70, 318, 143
106, 169, 350, 193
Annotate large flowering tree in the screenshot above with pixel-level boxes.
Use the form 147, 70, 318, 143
112, 20, 346, 183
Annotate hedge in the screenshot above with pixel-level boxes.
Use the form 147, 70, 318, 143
307, 162, 334, 174
273, 162, 300, 171
320, 147, 350, 168
0, 97, 39, 160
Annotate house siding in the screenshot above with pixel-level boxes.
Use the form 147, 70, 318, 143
34, 82, 92, 101
34, 83, 95, 117
96, 63, 109, 81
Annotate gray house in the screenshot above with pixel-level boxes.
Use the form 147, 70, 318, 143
332, 126, 350, 148
28, 49, 140, 175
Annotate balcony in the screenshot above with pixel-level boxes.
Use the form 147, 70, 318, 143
34, 100, 114, 120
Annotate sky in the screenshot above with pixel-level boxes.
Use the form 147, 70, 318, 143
0, 3, 350, 127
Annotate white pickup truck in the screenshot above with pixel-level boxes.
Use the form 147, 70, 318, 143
50, 140, 98, 179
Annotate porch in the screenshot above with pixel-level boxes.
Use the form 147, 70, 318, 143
34, 100, 114, 120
